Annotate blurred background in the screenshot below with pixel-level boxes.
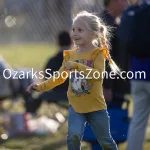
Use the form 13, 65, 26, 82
0, 0, 103, 43
0, 0, 150, 150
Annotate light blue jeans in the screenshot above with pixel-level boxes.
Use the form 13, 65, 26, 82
127, 80, 150, 150
67, 105, 118, 150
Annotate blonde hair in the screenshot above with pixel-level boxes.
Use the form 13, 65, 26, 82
73, 11, 120, 74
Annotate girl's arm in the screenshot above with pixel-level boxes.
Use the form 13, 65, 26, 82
35, 51, 70, 92
36, 65, 69, 92
69, 50, 105, 80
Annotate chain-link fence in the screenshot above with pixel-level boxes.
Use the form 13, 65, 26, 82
0, 0, 104, 44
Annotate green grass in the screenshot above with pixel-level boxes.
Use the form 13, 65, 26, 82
0, 44, 150, 150
0, 43, 57, 69
0, 101, 90, 150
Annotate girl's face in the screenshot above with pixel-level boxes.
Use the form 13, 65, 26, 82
71, 18, 94, 47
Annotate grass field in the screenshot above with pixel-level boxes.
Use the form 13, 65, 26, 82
0, 43, 56, 69
0, 43, 150, 150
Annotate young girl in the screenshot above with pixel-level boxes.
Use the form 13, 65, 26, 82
26, 11, 119, 150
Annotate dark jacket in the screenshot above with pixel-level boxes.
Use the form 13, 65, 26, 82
100, 10, 130, 102
100, 10, 119, 89
44, 49, 69, 92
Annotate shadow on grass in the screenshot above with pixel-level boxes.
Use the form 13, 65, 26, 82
146, 138, 150, 142
40, 139, 66, 150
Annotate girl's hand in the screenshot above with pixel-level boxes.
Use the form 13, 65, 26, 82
26, 83, 38, 93
65, 61, 78, 70
65, 61, 73, 70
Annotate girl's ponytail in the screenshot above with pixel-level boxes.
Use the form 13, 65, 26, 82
99, 27, 120, 75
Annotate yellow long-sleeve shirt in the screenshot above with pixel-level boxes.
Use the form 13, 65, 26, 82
36, 47, 107, 113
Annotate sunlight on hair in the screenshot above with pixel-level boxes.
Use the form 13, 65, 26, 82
109, 59, 121, 75
72, 11, 121, 75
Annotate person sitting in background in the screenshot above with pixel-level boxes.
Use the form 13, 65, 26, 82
30, 31, 72, 113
